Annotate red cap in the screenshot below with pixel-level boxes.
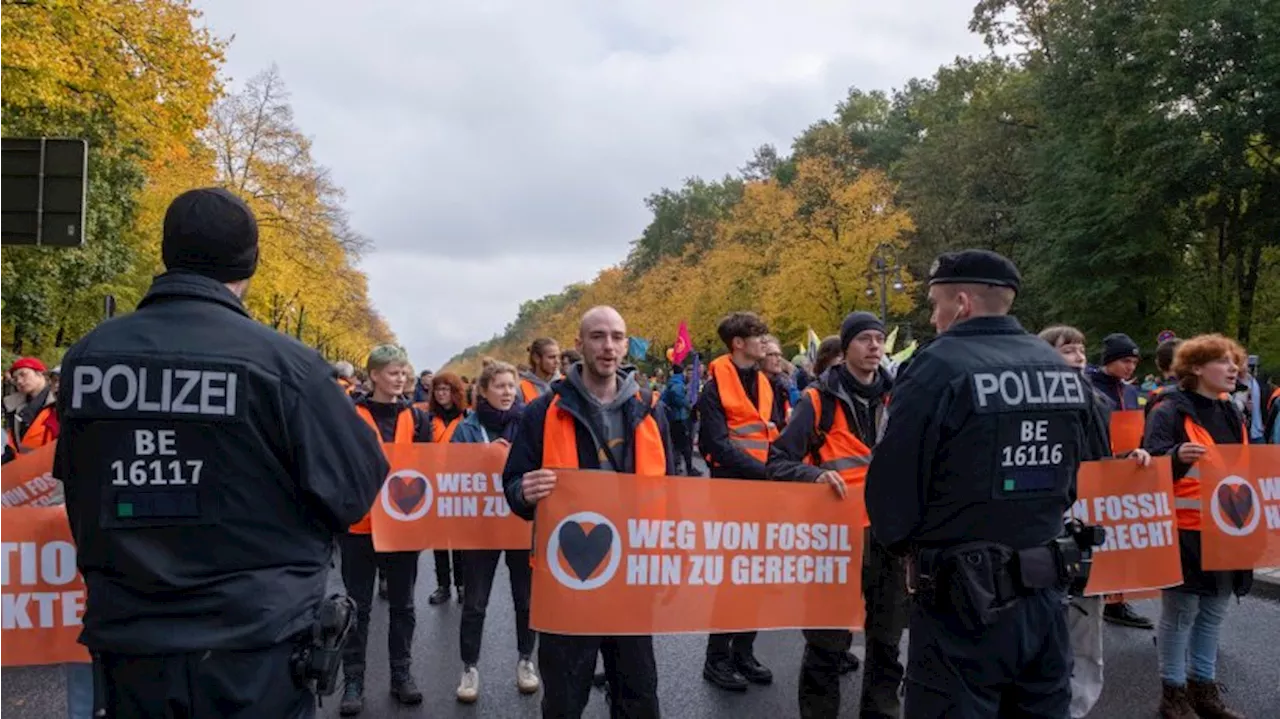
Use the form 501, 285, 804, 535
9, 357, 47, 375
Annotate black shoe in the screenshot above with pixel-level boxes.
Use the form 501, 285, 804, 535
428, 586, 451, 605
838, 651, 861, 675
703, 659, 749, 692
391, 673, 424, 705
733, 655, 773, 685
457, 586, 465, 604
377, 576, 388, 600
1104, 601, 1154, 629
339, 680, 364, 716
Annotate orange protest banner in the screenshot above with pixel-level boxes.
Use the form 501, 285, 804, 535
1, 506, 90, 666
1, 442, 61, 508
370, 443, 532, 551
1198, 445, 1280, 571
530, 471, 865, 636
1109, 410, 1145, 456
1069, 456, 1183, 596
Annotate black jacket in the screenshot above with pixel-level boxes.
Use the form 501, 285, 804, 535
1142, 389, 1252, 597
767, 366, 889, 483
866, 315, 1090, 555
502, 378, 676, 521
697, 364, 788, 480
55, 271, 388, 653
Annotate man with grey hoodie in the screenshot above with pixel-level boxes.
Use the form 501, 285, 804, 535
504, 306, 677, 719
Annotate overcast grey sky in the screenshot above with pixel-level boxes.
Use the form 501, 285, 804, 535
195, 0, 986, 369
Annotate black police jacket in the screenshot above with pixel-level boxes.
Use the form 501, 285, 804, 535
54, 271, 388, 654
866, 315, 1089, 555
502, 377, 676, 521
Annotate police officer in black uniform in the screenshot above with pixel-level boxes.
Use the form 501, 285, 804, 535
866, 250, 1089, 718
55, 188, 389, 718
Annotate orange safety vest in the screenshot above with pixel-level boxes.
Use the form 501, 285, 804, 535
349, 404, 414, 534
803, 388, 872, 527
520, 378, 540, 404
542, 395, 667, 475
6, 405, 56, 454
432, 413, 464, 443
707, 355, 778, 463
1173, 416, 1247, 531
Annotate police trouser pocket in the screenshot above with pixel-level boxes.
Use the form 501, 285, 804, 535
935, 542, 1017, 634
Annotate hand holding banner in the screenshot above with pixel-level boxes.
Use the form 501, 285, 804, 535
1, 506, 90, 666
370, 443, 531, 551
530, 471, 865, 636
1069, 456, 1183, 595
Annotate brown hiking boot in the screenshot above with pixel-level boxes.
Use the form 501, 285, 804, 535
1158, 683, 1195, 719
1187, 678, 1246, 719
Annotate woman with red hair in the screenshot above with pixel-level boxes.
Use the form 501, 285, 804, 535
427, 371, 469, 606
1142, 334, 1250, 719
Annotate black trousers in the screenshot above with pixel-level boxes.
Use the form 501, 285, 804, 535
668, 418, 695, 475
903, 587, 1071, 718
705, 631, 757, 664
433, 549, 465, 590
799, 531, 908, 718
97, 641, 314, 718
539, 633, 659, 718
339, 533, 419, 679
460, 549, 535, 666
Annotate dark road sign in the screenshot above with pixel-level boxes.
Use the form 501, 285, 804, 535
1, 137, 89, 247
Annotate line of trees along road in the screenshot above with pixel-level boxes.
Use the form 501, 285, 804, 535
447, 0, 1279, 377
2, 0, 393, 365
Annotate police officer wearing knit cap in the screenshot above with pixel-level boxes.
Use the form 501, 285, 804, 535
768, 310, 909, 719
55, 187, 389, 718
867, 249, 1090, 717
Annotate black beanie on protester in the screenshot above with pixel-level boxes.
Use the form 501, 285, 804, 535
1100, 333, 1140, 366
839, 311, 886, 352
162, 188, 259, 282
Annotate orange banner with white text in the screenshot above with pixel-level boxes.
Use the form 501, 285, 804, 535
1069, 457, 1183, 595
1198, 445, 1280, 571
1109, 410, 1145, 456
370, 443, 532, 551
1, 442, 61, 508
530, 471, 865, 636
1, 506, 90, 666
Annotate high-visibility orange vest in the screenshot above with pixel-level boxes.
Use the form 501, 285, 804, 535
1173, 416, 1247, 531
6, 405, 56, 454
542, 395, 666, 475
349, 404, 414, 534
707, 355, 778, 463
432, 413, 464, 443
520, 379, 541, 404
802, 387, 872, 527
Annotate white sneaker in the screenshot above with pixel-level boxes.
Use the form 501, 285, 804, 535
456, 666, 480, 703
516, 657, 541, 694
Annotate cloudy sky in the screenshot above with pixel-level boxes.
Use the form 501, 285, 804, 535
195, 0, 986, 369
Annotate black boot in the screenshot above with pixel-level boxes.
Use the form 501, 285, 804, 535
838, 651, 861, 675
703, 658, 748, 691
428, 586, 450, 605
1103, 601, 1154, 629
391, 670, 424, 705
734, 654, 773, 685
377, 575, 388, 600
457, 585, 465, 604
339, 678, 364, 717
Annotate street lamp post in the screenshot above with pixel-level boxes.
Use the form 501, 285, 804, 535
865, 242, 905, 322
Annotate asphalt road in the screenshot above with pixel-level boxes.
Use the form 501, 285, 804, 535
5, 555, 1279, 718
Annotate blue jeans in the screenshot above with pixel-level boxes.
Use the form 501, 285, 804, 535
1157, 590, 1231, 685
64, 662, 94, 719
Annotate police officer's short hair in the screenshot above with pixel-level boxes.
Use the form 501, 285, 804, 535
366, 345, 409, 373
717, 312, 769, 348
